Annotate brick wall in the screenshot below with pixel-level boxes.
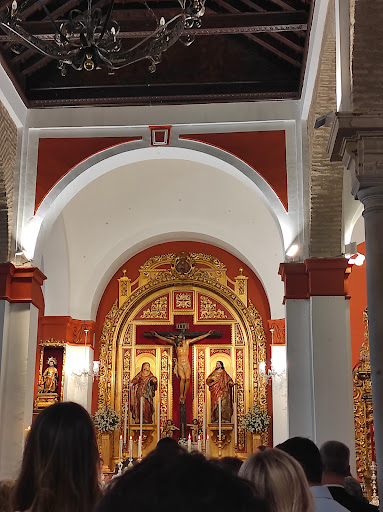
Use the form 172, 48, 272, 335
0, 101, 17, 262
351, 0, 383, 113
307, 0, 344, 258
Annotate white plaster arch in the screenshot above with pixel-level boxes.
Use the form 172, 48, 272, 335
25, 143, 293, 261
30, 146, 289, 321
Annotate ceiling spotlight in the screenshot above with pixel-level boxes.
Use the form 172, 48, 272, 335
348, 253, 365, 267
314, 111, 335, 129
286, 244, 299, 258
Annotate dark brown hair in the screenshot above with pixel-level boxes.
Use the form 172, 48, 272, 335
12, 401, 100, 512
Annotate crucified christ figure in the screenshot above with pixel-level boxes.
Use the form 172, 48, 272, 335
151, 330, 213, 403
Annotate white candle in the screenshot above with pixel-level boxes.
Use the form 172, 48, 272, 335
140, 396, 143, 439
157, 403, 160, 441
197, 434, 202, 452
218, 397, 222, 438
206, 434, 210, 458
138, 435, 142, 459
123, 403, 127, 444
187, 433, 192, 453
234, 385, 238, 446
119, 435, 123, 462
129, 435, 133, 459
203, 402, 206, 448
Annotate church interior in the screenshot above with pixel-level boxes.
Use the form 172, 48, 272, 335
0, 0, 382, 505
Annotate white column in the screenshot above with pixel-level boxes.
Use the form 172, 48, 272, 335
285, 298, 315, 440
63, 344, 94, 412
310, 296, 355, 471
285, 296, 355, 473
0, 301, 39, 479
271, 344, 288, 446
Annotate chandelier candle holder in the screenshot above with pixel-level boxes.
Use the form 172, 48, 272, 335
0, 0, 205, 74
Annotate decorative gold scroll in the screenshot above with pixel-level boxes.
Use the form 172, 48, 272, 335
160, 347, 171, 426
197, 347, 206, 425
354, 308, 374, 501
236, 347, 246, 451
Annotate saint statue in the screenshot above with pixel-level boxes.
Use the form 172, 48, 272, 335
206, 361, 235, 423
131, 362, 158, 424
162, 419, 180, 438
42, 357, 59, 393
151, 330, 213, 403
187, 418, 201, 442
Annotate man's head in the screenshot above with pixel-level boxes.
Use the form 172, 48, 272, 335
216, 360, 224, 370
320, 441, 350, 479
276, 437, 322, 486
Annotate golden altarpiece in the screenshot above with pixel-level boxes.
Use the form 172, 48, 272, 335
353, 308, 378, 503
97, 252, 269, 468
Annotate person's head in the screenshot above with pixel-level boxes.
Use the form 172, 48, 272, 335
96, 451, 266, 512
343, 476, 367, 503
276, 437, 322, 485
192, 418, 198, 425
239, 448, 315, 512
166, 419, 173, 425
99, 458, 104, 471
154, 437, 184, 456
0, 480, 14, 512
141, 362, 150, 374
216, 360, 224, 370
320, 441, 350, 478
211, 456, 243, 476
12, 401, 100, 512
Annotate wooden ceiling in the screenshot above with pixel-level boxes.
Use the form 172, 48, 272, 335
0, 0, 314, 108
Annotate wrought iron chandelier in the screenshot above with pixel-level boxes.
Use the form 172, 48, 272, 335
0, 0, 205, 74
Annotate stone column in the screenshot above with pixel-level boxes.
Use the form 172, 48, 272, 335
329, 114, 383, 493
279, 259, 355, 464
0, 263, 45, 478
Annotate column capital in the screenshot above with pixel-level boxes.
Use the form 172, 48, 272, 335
328, 113, 383, 197
0, 262, 46, 309
279, 258, 351, 303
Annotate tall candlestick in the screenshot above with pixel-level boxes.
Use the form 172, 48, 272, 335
187, 433, 192, 453
206, 434, 210, 458
197, 434, 202, 452
119, 435, 123, 462
203, 402, 206, 448
157, 402, 160, 441
140, 396, 143, 440
218, 397, 222, 438
123, 403, 127, 444
233, 384, 238, 446
138, 435, 142, 459
129, 435, 133, 459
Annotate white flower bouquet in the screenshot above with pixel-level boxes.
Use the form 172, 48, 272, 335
93, 405, 120, 433
241, 404, 271, 433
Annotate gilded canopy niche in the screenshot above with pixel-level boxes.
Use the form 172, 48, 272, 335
97, 250, 270, 459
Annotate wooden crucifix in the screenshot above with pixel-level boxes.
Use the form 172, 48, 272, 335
144, 323, 221, 438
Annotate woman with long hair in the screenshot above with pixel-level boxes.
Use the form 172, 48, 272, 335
12, 401, 100, 512
239, 448, 315, 512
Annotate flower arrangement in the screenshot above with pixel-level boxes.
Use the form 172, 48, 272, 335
241, 404, 271, 433
93, 405, 120, 433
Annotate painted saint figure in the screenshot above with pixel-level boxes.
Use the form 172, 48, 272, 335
42, 357, 59, 393
206, 361, 235, 423
151, 330, 213, 403
131, 362, 158, 424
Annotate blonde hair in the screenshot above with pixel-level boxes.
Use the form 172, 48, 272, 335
239, 448, 315, 512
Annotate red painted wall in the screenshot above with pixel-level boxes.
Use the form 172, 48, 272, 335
348, 242, 367, 368
179, 131, 288, 210
35, 137, 141, 211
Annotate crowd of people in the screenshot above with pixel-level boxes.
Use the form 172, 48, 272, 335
0, 402, 378, 512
